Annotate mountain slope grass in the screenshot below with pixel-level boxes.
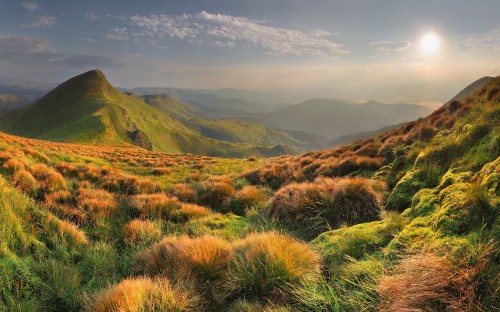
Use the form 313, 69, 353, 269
0, 76, 498, 311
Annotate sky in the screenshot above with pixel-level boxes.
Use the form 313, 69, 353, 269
0, 0, 499, 106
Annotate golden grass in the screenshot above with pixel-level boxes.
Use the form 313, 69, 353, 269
179, 203, 210, 220
134, 235, 232, 282
10, 169, 38, 193
226, 232, 321, 299
122, 219, 162, 246
89, 277, 198, 312
378, 253, 465, 311
129, 193, 181, 220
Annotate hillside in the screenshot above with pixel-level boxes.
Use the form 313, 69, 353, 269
0, 76, 497, 311
0, 70, 298, 158
142, 94, 325, 151
251, 98, 433, 139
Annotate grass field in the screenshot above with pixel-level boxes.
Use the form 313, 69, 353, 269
0, 77, 498, 311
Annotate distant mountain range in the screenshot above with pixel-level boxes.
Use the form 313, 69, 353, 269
248, 98, 434, 140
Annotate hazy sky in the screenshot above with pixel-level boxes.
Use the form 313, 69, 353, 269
0, 0, 499, 105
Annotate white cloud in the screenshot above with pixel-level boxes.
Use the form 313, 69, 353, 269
21, 1, 39, 11
458, 27, 500, 52
105, 27, 130, 41
109, 11, 347, 57
0, 35, 54, 53
369, 41, 412, 52
23, 15, 56, 28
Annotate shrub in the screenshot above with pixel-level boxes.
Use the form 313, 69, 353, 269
225, 185, 267, 215
134, 235, 232, 282
10, 169, 38, 194
378, 253, 465, 311
267, 177, 385, 235
129, 193, 181, 220
88, 277, 198, 312
179, 203, 210, 220
226, 232, 321, 300
122, 219, 162, 246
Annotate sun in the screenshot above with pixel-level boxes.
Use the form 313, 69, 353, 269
420, 33, 441, 55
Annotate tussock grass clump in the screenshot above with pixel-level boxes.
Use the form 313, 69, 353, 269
10, 169, 38, 193
378, 253, 465, 311
197, 176, 235, 210
225, 185, 267, 215
56, 218, 89, 246
226, 232, 321, 300
169, 183, 196, 202
129, 193, 181, 220
122, 219, 162, 246
2, 158, 26, 173
134, 235, 232, 282
100, 173, 160, 194
179, 203, 210, 220
88, 277, 198, 312
30, 163, 67, 192
76, 188, 116, 220
267, 177, 385, 235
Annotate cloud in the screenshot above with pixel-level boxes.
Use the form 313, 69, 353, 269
369, 41, 412, 52
457, 27, 500, 52
23, 14, 56, 28
108, 11, 347, 57
0, 35, 54, 53
105, 28, 130, 41
84, 13, 99, 20
21, 1, 39, 11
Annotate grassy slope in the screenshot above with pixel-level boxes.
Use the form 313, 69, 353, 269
0, 77, 497, 311
0, 70, 296, 158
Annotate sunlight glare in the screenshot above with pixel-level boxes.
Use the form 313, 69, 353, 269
420, 33, 441, 55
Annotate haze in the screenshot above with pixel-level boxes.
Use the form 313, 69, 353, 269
0, 0, 499, 106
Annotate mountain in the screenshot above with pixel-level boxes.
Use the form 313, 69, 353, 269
0, 70, 297, 157
327, 76, 495, 147
131, 87, 284, 116
142, 94, 325, 150
0, 94, 38, 113
250, 98, 433, 140
197, 88, 287, 104
446, 76, 493, 103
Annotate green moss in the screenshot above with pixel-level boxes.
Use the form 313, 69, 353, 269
312, 214, 403, 270
387, 169, 425, 211
403, 188, 439, 218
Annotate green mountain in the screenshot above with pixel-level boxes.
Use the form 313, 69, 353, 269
143, 94, 326, 150
0, 70, 296, 157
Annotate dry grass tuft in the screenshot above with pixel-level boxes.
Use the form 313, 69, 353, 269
89, 277, 198, 312
378, 253, 466, 312
129, 193, 181, 220
122, 219, 162, 246
134, 235, 232, 282
226, 232, 321, 300
179, 203, 210, 220
10, 169, 38, 193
